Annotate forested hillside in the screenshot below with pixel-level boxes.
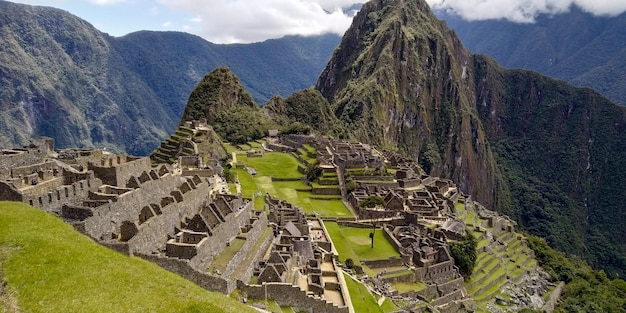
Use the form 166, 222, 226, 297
0, 0, 339, 155
439, 7, 626, 106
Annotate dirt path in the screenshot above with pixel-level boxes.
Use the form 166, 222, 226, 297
542, 281, 565, 313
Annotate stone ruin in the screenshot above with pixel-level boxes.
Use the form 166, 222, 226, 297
0, 138, 356, 313
238, 194, 350, 313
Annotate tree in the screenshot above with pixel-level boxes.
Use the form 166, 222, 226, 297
345, 258, 354, 269
305, 161, 323, 183
358, 196, 385, 209
449, 233, 477, 278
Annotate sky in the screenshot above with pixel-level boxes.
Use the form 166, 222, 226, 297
9, 0, 626, 44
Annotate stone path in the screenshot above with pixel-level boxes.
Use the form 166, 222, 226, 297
542, 281, 565, 313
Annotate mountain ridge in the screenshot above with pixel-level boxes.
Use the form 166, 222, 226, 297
0, 0, 340, 155
438, 6, 626, 106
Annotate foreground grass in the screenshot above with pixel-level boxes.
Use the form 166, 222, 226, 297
0, 201, 256, 313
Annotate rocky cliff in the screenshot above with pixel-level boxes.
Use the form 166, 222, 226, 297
316, 0, 500, 209
315, 0, 626, 276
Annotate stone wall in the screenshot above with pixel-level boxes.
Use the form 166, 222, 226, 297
189, 201, 255, 270
0, 150, 47, 179
0, 182, 22, 202
361, 257, 404, 269
80, 174, 204, 241
90, 157, 151, 187
231, 222, 275, 284
138, 253, 232, 293
24, 177, 101, 214
266, 143, 295, 153
222, 213, 269, 278
311, 187, 340, 195
127, 179, 209, 254
238, 282, 348, 313
431, 289, 464, 306
437, 277, 464, 296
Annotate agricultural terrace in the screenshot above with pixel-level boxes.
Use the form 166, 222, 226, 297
231, 143, 352, 217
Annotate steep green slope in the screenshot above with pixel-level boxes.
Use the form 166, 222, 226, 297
0, 201, 256, 313
439, 7, 626, 106
0, 0, 340, 155
0, 0, 174, 155
474, 55, 626, 276
316, 0, 501, 209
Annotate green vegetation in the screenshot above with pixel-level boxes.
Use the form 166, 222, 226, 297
527, 235, 626, 312
0, 201, 256, 313
444, 8, 626, 107
0, 1, 340, 155
324, 221, 400, 266
343, 274, 396, 313
266, 88, 347, 137
233, 149, 351, 216
449, 233, 477, 278
357, 196, 385, 208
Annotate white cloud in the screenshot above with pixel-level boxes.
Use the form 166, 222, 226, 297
89, 0, 127, 5
426, 0, 626, 22
157, 0, 367, 43
162, 21, 172, 27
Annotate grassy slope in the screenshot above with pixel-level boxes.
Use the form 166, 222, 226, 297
0, 201, 256, 313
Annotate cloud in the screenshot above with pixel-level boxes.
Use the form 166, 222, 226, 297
88, 0, 127, 5
156, 0, 367, 43
426, 0, 626, 22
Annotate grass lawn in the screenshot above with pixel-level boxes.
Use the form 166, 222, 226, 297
233, 150, 352, 217
207, 238, 246, 273
223, 143, 239, 154
0, 201, 256, 313
324, 222, 400, 265
393, 281, 428, 294
344, 274, 385, 313
241, 152, 303, 178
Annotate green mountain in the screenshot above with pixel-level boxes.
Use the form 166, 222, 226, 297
0, 0, 339, 155
439, 7, 626, 106
312, 0, 626, 276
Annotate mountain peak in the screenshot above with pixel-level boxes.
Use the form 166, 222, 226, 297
316, 0, 493, 207
179, 66, 256, 125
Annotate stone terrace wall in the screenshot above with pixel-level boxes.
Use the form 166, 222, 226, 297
138, 253, 232, 293
231, 220, 274, 284
0, 150, 46, 179
90, 157, 151, 187
81, 174, 201, 241
437, 277, 464, 296
222, 213, 269, 278
190, 201, 255, 270
128, 179, 209, 254
361, 257, 404, 269
24, 177, 101, 214
238, 282, 348, 313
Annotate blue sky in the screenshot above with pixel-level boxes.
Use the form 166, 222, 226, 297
10, 0, 366, 43
9, 0, 626, 43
